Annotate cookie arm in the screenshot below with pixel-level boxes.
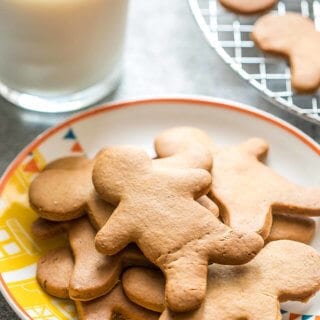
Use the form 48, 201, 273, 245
169, 169, 212, 200
239, 138, 269, 160
95, 207, 134, 255
197, 196, 219, 217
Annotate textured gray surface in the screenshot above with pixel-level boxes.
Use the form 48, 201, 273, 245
0, 1, 319, 319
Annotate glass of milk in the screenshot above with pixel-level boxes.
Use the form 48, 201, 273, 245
0, 0, 129, 112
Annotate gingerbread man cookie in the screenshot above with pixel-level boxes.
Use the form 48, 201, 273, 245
29, 156, 114, 222
220, 0, 277, 14
123, 240, 320, 320
93, 146, 263, 312
252, 13, 320, 93
155, 127, 320, 239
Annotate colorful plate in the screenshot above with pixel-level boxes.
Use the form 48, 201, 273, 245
0, 97, 319, 320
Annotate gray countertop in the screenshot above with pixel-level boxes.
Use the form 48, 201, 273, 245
0, 1, 319, 319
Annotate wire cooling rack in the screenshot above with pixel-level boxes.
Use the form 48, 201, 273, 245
189, 0, 320, 124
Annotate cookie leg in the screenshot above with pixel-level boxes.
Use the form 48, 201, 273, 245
266, 213, 316, 244
76, 284, 159, 320
36, 247, 73, 299
162, 252, 208, 313
274, 185, 320, 216
291, 55, 320, 93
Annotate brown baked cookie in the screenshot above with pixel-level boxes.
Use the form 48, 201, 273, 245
252, 13, 320, 93
93, 146, 263, 312
37, 247, 73, 299
155, 127, 320, 239
220, 0, 277, 14
75, 283, 159, 320
31, 217, 70, 240
37, 217, 151, 301
29, 156, 114, 222
123, 240, 320, 320
267, 213, 316, 244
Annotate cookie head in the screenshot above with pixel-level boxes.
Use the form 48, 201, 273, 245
29, 167, 92, 221
154, 127, 213, 172
260, 240, 320, 301
155, 127, 213, 157
93, 146, 152, 204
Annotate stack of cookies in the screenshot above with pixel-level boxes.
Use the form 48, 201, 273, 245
29, 127, 320, 320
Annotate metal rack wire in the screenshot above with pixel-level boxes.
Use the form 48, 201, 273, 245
189, 0, 320, 124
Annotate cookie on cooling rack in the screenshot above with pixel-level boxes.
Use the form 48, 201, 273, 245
219, 0, 277, 14
252, 12, 320, 94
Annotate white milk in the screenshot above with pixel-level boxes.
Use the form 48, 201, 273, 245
0, 0, 128, 110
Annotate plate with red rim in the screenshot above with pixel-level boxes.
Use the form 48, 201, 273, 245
0, 96, 319, 320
